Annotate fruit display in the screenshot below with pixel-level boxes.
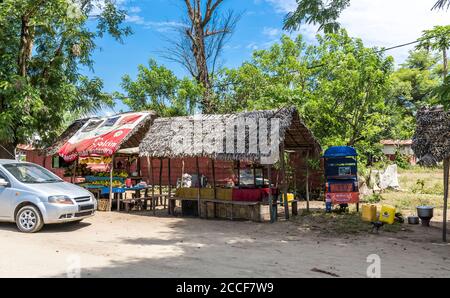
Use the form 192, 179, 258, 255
93, 170, 128, 178
79, 156, 113, 165
90, 180, 123, 188
64, 163, 93, 177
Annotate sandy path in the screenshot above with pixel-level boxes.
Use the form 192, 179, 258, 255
0, 211, 449, 278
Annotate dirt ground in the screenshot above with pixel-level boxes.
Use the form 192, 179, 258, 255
0, 205, 449, 278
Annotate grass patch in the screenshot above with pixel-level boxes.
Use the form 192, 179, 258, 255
293, 210, 403, 235
361, 166, 444, 215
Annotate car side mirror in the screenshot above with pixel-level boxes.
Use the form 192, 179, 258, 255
0, 178, 8, 187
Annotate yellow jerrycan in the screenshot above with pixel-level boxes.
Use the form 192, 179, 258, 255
379, 205, 396, 225
361, 205, 377, 222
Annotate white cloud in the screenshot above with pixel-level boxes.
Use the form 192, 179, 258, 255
265, 0, 450, 63
263, 27, 282, 37
264, 0, 297, 13
125, 14, 145, 25
125, 14, 185, 32
128, 6, 141, 14
246, 42, 260, 50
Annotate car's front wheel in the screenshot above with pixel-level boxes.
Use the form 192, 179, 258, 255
16, 205, 44, 233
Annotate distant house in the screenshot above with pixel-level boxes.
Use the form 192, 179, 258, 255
380, 140, 416, 165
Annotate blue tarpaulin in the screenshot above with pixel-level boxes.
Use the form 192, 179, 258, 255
323, 146, 357, 158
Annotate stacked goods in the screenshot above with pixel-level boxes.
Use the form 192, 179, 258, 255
175, 188, 233, 201
79, 156, 113, 164
84, 176, 125, 188
90, 180, 123, 188
413, 107, 450, 164
200, 188, 214, 199
93, 171, 128, 178
176, 188, 198, 199
216, 188, 232, 201
64, 163, 92, 177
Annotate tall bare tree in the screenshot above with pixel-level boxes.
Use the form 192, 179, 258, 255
164, 0, 239, 114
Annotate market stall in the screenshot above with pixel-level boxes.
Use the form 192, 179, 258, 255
139, 107, 322, 222
54, 111, 157, 211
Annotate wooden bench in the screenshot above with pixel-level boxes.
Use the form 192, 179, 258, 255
122, 198, 147, 212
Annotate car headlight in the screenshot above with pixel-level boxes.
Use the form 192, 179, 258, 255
48, 195, 74, 205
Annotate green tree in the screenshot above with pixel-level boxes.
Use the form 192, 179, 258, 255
217, 31, 395, 162
0, 0, 131, 158
116, 60, 204, 117
390, 50, 441, 114
303, 31, 394, 154
284, 0, 350, 33
284, 0, 445, 33
417, 25, 450, 79
417, 25, 450, 107
216, 35, 310, 113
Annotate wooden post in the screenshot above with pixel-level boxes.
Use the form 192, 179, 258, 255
145, 156, 151, 211
159, 158, 163, 206
168, 158, 172, 215
137, 156, 141, 177
150, 157, 156, 215
306, 150, 310, 213
181, 159, 185, 181
262, 167, 266, 187
444, 157, 449, 242
253, 164, 257, 187
109, 155, 115, 212
71, 159, 78, 184
212, 159, 217, 199
236, 160, 241, 187
196, 157, 201, 217
267, 165, 275, 223
212, 159, 217, 218
293, 152, 298, 201
280, 145, 289, 220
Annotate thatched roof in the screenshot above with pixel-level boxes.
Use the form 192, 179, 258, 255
139, 107, 321, 164
46, 118, 89, 155
412, 106, 450, 165
47, 111, 157, 157
117, 111, 158, 150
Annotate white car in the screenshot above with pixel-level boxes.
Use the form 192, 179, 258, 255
0, 159, 96, 233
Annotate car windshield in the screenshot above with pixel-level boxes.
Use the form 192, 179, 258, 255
3, 163, 62, 184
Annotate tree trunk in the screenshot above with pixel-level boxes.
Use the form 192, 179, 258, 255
192, 22, 214, 114
18, 15, 34, 77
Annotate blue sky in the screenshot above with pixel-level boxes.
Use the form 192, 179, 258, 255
85, 0, 450, 115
